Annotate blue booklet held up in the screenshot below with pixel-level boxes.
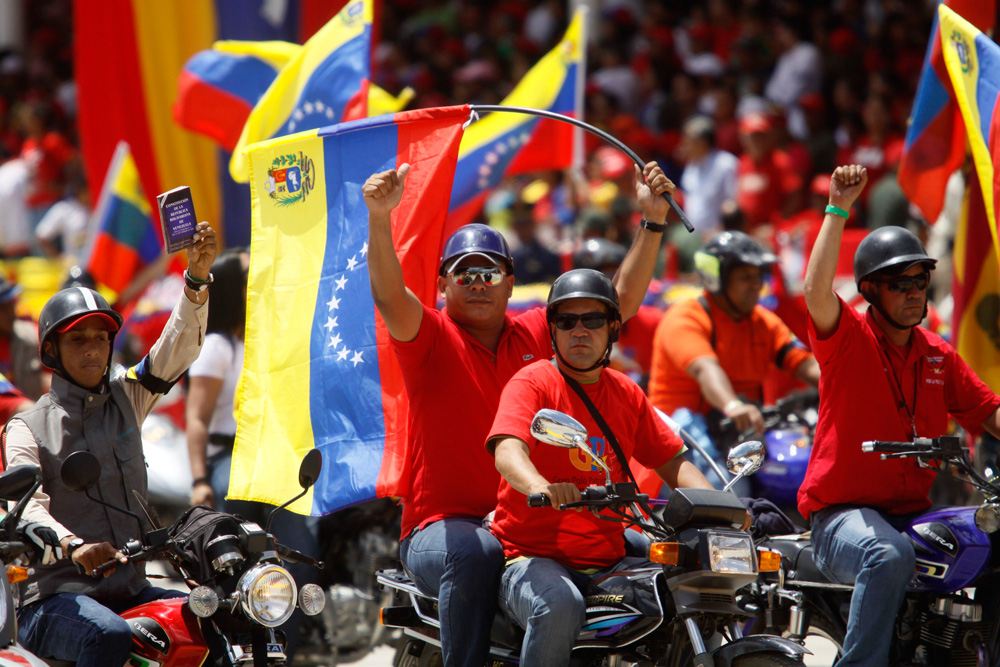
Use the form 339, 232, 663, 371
157, 185, 198, 253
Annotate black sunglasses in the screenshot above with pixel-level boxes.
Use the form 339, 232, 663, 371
877, 273, 929, 293
553, 312, 608, 330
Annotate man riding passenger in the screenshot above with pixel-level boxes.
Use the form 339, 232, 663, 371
362, 159, 675, 666
486, 269, 714, 666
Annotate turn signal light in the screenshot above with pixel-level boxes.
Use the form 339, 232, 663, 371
6, 565, 27, 583
758, 549, 781, 572
649, 542, 680, 565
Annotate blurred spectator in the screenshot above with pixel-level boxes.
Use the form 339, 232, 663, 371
835, 93, 904, 211
678, 115, 738, 237
16, 100, 75, 232
36, 176, 88, 260
0, 151, 32, 257
510, 202, 561, 285
866, 142, 912, 230
800, 92, 837, 176
735, 111, 802, 230
764, 12, 822, 140
0, 278, 44, 400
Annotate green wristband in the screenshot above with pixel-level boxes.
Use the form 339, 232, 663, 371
825, 204, 850, 219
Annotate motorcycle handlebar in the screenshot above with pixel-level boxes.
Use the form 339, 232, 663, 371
0, 541, 28, 559
862, 439, 934, 454
526, 486, 612, 509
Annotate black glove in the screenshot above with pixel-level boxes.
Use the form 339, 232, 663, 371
740, 497, 800, 538
18, 522, 63, 565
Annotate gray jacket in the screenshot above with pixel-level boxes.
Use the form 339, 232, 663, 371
5, 294, 206, 606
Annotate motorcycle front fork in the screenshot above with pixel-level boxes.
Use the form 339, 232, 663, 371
683, 616, 749, 667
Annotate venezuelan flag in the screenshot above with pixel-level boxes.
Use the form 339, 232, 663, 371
84, 142, 161, 295
939, 5, 1000, 253
898, 1, 994, 224
174, 41, 301, 152
229, 0, 374, 183
229, 106, 469, 514
448, 9, 584, 227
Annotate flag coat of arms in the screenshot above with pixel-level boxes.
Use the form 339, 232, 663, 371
229, 0, 375, 183
230, 106, 469, 514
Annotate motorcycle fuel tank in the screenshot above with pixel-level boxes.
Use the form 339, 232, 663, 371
122, 597, 208, 667
906, 506, 991, 593
756, 426, 811, 505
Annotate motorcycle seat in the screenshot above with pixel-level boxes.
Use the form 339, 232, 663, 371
764, 534, 837, 586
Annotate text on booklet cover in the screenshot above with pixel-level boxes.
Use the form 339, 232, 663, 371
157, 185, 198, 253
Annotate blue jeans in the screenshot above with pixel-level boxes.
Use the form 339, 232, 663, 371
17, 586, 184, 667
500, 556, 653, 667
811, 506, 917, 667
208, 449, 320, 660
399, 518, 505, 667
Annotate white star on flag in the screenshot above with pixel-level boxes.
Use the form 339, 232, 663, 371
360, 242, 368, 257
327, 294, 341, 310
337, 348, 350, 361
335, 276, 348, 291
351, 350, 364, 366
324, 316, 338, 332
327, 333, 342, 348
346, 255, 359, 271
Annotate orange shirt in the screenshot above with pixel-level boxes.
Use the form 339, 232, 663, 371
648, 294, 812, 415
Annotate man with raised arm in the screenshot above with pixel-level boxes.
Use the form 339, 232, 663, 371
363, 160, 674, 667
800, 165, 1000, 667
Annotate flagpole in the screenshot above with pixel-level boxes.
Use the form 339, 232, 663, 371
468, 104, 694, 232
80, 140, 130, 269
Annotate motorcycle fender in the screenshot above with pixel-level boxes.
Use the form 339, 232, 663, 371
711, 635, 811, 667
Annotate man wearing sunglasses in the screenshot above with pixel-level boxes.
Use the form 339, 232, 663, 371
363, 160, 675, 667
800, 164, 1000, 667
486, 269, 714, 666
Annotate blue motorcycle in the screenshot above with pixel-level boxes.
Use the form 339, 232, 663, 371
748, 435, 1000, 666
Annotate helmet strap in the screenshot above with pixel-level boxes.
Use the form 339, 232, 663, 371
549, 327, 612, 374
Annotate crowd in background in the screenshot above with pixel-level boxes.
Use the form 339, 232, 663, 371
0, 0, 951, 399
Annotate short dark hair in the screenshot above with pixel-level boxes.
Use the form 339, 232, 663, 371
206, 247, 249, 337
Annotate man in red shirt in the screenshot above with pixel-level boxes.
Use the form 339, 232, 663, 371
647, 231, 819, 493
487, 269, 713, 666
801, 165, 1000, 667
363, 161, 675, 667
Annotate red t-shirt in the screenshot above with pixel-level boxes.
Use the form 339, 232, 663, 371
611, 304, 660, 380
487, 361, 684, 570
736, 150, 802, 228
391, 305, 551, 539
20, 132, 75, 208
798, 299, 1000, 518
647, 296, 812, 415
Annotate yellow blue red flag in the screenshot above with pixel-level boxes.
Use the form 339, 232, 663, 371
229, 0, 375, 183
83, 142, 161, 295
448, 9, 584, 227
229, 106, 469, 514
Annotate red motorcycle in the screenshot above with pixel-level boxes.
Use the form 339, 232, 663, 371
54, 448, 327, 667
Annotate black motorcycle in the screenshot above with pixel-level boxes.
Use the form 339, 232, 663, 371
379, 408, 809, 666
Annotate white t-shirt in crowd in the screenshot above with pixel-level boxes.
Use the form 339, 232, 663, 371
36, 198, 89, 259
188, 332, 244, 437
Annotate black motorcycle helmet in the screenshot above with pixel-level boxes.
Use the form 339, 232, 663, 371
694, 231, 777, 295
38, 287, 123, 381
853, 226, 937, 330
438, 224, 514, 276
853, 226, 937, 289
546, 269, 621, 372
573, 238, 627, 275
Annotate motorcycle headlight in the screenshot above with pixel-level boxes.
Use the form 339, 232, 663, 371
704, 531, 756, 573
237, 564, 297, 627
298, 583, 326, 616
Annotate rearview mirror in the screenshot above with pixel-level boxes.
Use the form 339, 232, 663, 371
298, 448, 322, 490
60, 451, 101, 493
531, 409, 587, 448
726, 440, 764, 477
530, 409, 612, 485
0, 465, 40, 502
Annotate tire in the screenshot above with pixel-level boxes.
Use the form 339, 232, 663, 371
731, 653, 804, 667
